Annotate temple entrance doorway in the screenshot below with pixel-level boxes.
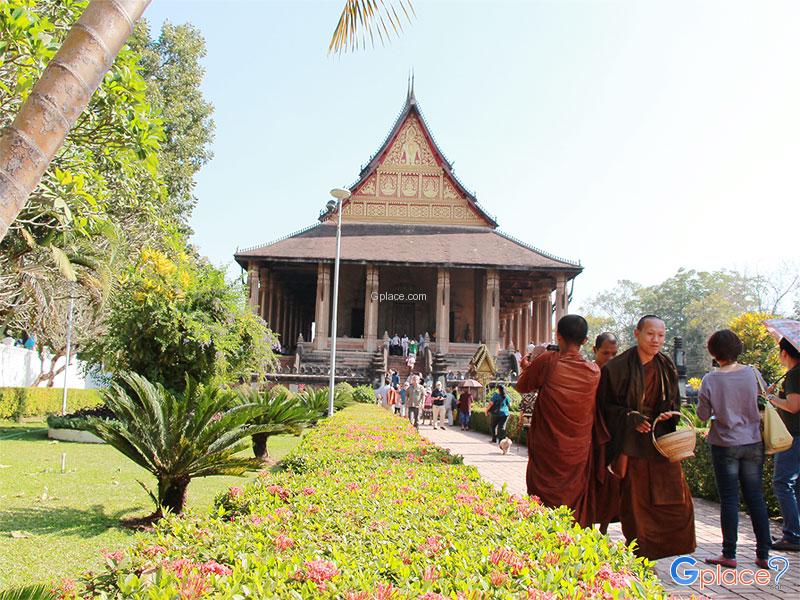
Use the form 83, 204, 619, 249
392, 302, 415, 339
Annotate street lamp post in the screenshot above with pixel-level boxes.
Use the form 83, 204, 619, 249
327, 188, 351, 417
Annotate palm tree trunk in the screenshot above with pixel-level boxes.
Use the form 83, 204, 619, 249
0, 0, 151, 242
158, 476, 190, 516
252, 432, 271, 461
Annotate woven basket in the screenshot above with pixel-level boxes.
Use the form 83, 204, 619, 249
652, 412, 696, 462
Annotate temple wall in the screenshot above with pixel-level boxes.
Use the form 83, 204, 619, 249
449, 269, 478, 343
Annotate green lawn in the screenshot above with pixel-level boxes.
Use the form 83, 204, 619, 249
0, 421, 301, 589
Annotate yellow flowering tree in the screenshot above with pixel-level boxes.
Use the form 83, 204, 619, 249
84, 243, 274, 391
729, 312, 782, 382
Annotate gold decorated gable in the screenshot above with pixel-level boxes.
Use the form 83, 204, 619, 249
342, 115, 492, 227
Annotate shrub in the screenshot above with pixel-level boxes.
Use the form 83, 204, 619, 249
46, 405, 116, 431
0, 387, 103, 419
334, 381, 355, 404
683, 431, 779, 518
352, 384, 375, 404
11, 388, 28, 422
77, 406, 666, 598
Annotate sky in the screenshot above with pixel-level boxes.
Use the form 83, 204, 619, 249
142, 0, 800, 309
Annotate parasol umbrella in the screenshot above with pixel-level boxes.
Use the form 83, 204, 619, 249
764, 319, 800, 353
459, 379, 483, 388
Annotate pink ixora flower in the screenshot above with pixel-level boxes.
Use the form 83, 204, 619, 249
228, 486, 243, 498
54, 578, 76, 600
101, 549, 124, 562
526, 589, 556, 600
422, 565, 440, 582
266, 484, 290, 501
489, 570, 509, 586
302, 486, 316, 496
418, 593, 447, 600
345, 482, 360, 492
489, 547, 527, 575
200, 560, 232, 576
417, 535, 446, 556
295, 559, 340, 585
556, 532, 574, 545
142, 544, 167, 557
273, 533, 295, 551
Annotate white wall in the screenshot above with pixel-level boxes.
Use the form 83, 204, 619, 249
0, 345, 100, 388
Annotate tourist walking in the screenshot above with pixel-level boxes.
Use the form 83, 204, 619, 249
446, 385, 458, 426
387, 383, 401, 415
696, 329, 771, 568
597, 315, 696, 560
401, 334, 409, 357
516, 315, 601, 527
767, 337, 800, 552
487, 385, 511, 444
397, 383, 408, 416
431, 381, 447, 429
458, 387, 473, 430
406, 376, 424, 428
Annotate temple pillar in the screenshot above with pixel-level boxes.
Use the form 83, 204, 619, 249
274, 287, 284, 343
247, 262, 259, 312
507, 311, 516, 351
516, 306, 524, 352
282, 290, 290, 347
536, 294, 548, 344
364, 265, 379, 351
314, 263, 331, 350
483, 269, 500, 355
258, 267, 269, 321
435, 268, 451, 353
555, 274, 568, 325
546, 293, 554, 343
522, 303, 531, 351
500, 317, 507, 350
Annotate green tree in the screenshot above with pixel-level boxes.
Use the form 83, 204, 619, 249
88, 372, 271, 516
130, 20, 215, 228
729, 312, 782, 383
82, 243, 275, 391
0, 0, 168, 375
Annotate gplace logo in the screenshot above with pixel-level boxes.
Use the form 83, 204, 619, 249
670, 555, 790, 590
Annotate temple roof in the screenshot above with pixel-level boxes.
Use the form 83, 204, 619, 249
322, 89, 499, 228
235, 222, 581, 274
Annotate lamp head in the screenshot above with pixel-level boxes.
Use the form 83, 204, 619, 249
326, 199, 337, 213
330, 188, 352, 201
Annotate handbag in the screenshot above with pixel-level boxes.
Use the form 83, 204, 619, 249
752, 366, 793, 455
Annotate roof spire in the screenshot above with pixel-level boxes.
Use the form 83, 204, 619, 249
410, 68, 416, 103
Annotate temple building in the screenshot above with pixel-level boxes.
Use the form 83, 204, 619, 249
234, 88, 582, 382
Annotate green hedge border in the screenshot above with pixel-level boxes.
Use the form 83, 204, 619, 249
0, 387, 103, 419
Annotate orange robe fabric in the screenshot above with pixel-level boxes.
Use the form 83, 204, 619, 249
516, 350, 601, 527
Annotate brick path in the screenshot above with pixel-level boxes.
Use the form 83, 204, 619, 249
419, 423, 799, 598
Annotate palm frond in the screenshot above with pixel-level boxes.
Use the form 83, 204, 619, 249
329, 0, 415, 54
0, 584, 57, 600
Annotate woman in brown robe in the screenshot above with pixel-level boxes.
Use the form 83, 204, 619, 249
597, 316, 696, 560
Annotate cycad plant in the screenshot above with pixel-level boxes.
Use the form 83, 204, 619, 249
87, 372, 273, 517
237, 387, 317, 462
296, 386, 354, 421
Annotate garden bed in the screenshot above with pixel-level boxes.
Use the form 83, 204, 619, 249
73, 406, 666, 598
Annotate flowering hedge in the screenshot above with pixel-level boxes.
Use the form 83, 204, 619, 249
73, 406, 666, 598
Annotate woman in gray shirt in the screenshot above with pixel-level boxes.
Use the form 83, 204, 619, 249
697, 329, 770, 569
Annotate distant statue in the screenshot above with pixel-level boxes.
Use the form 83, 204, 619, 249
463, 323, 472, 343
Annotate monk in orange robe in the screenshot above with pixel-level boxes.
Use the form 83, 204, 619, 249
517, 315, 601, 527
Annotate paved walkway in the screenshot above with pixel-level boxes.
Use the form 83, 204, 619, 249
419, 423, 799, 599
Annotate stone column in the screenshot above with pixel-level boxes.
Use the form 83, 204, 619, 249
507, 311, 516, 351
364, 265, 379, 351
536, 294, 548, 344
555, 274, 568, 325
500, 317, 507, 349
522, 303, 531, 350
274, 286, 284, 343
483, 269, 500, 355
546, 293, 554, 343
435, 268, 451, 353
247, 262, 259, 312
314, 263, 331, 350
258, 267, 269, 321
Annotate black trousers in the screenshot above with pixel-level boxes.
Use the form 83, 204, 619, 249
490, 414, 508, 442
407, 406, 419, 428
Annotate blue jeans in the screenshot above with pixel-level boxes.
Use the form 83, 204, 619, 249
773, 435, 800, 544
459, 411, 470, 428
710, 442, 771, 560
